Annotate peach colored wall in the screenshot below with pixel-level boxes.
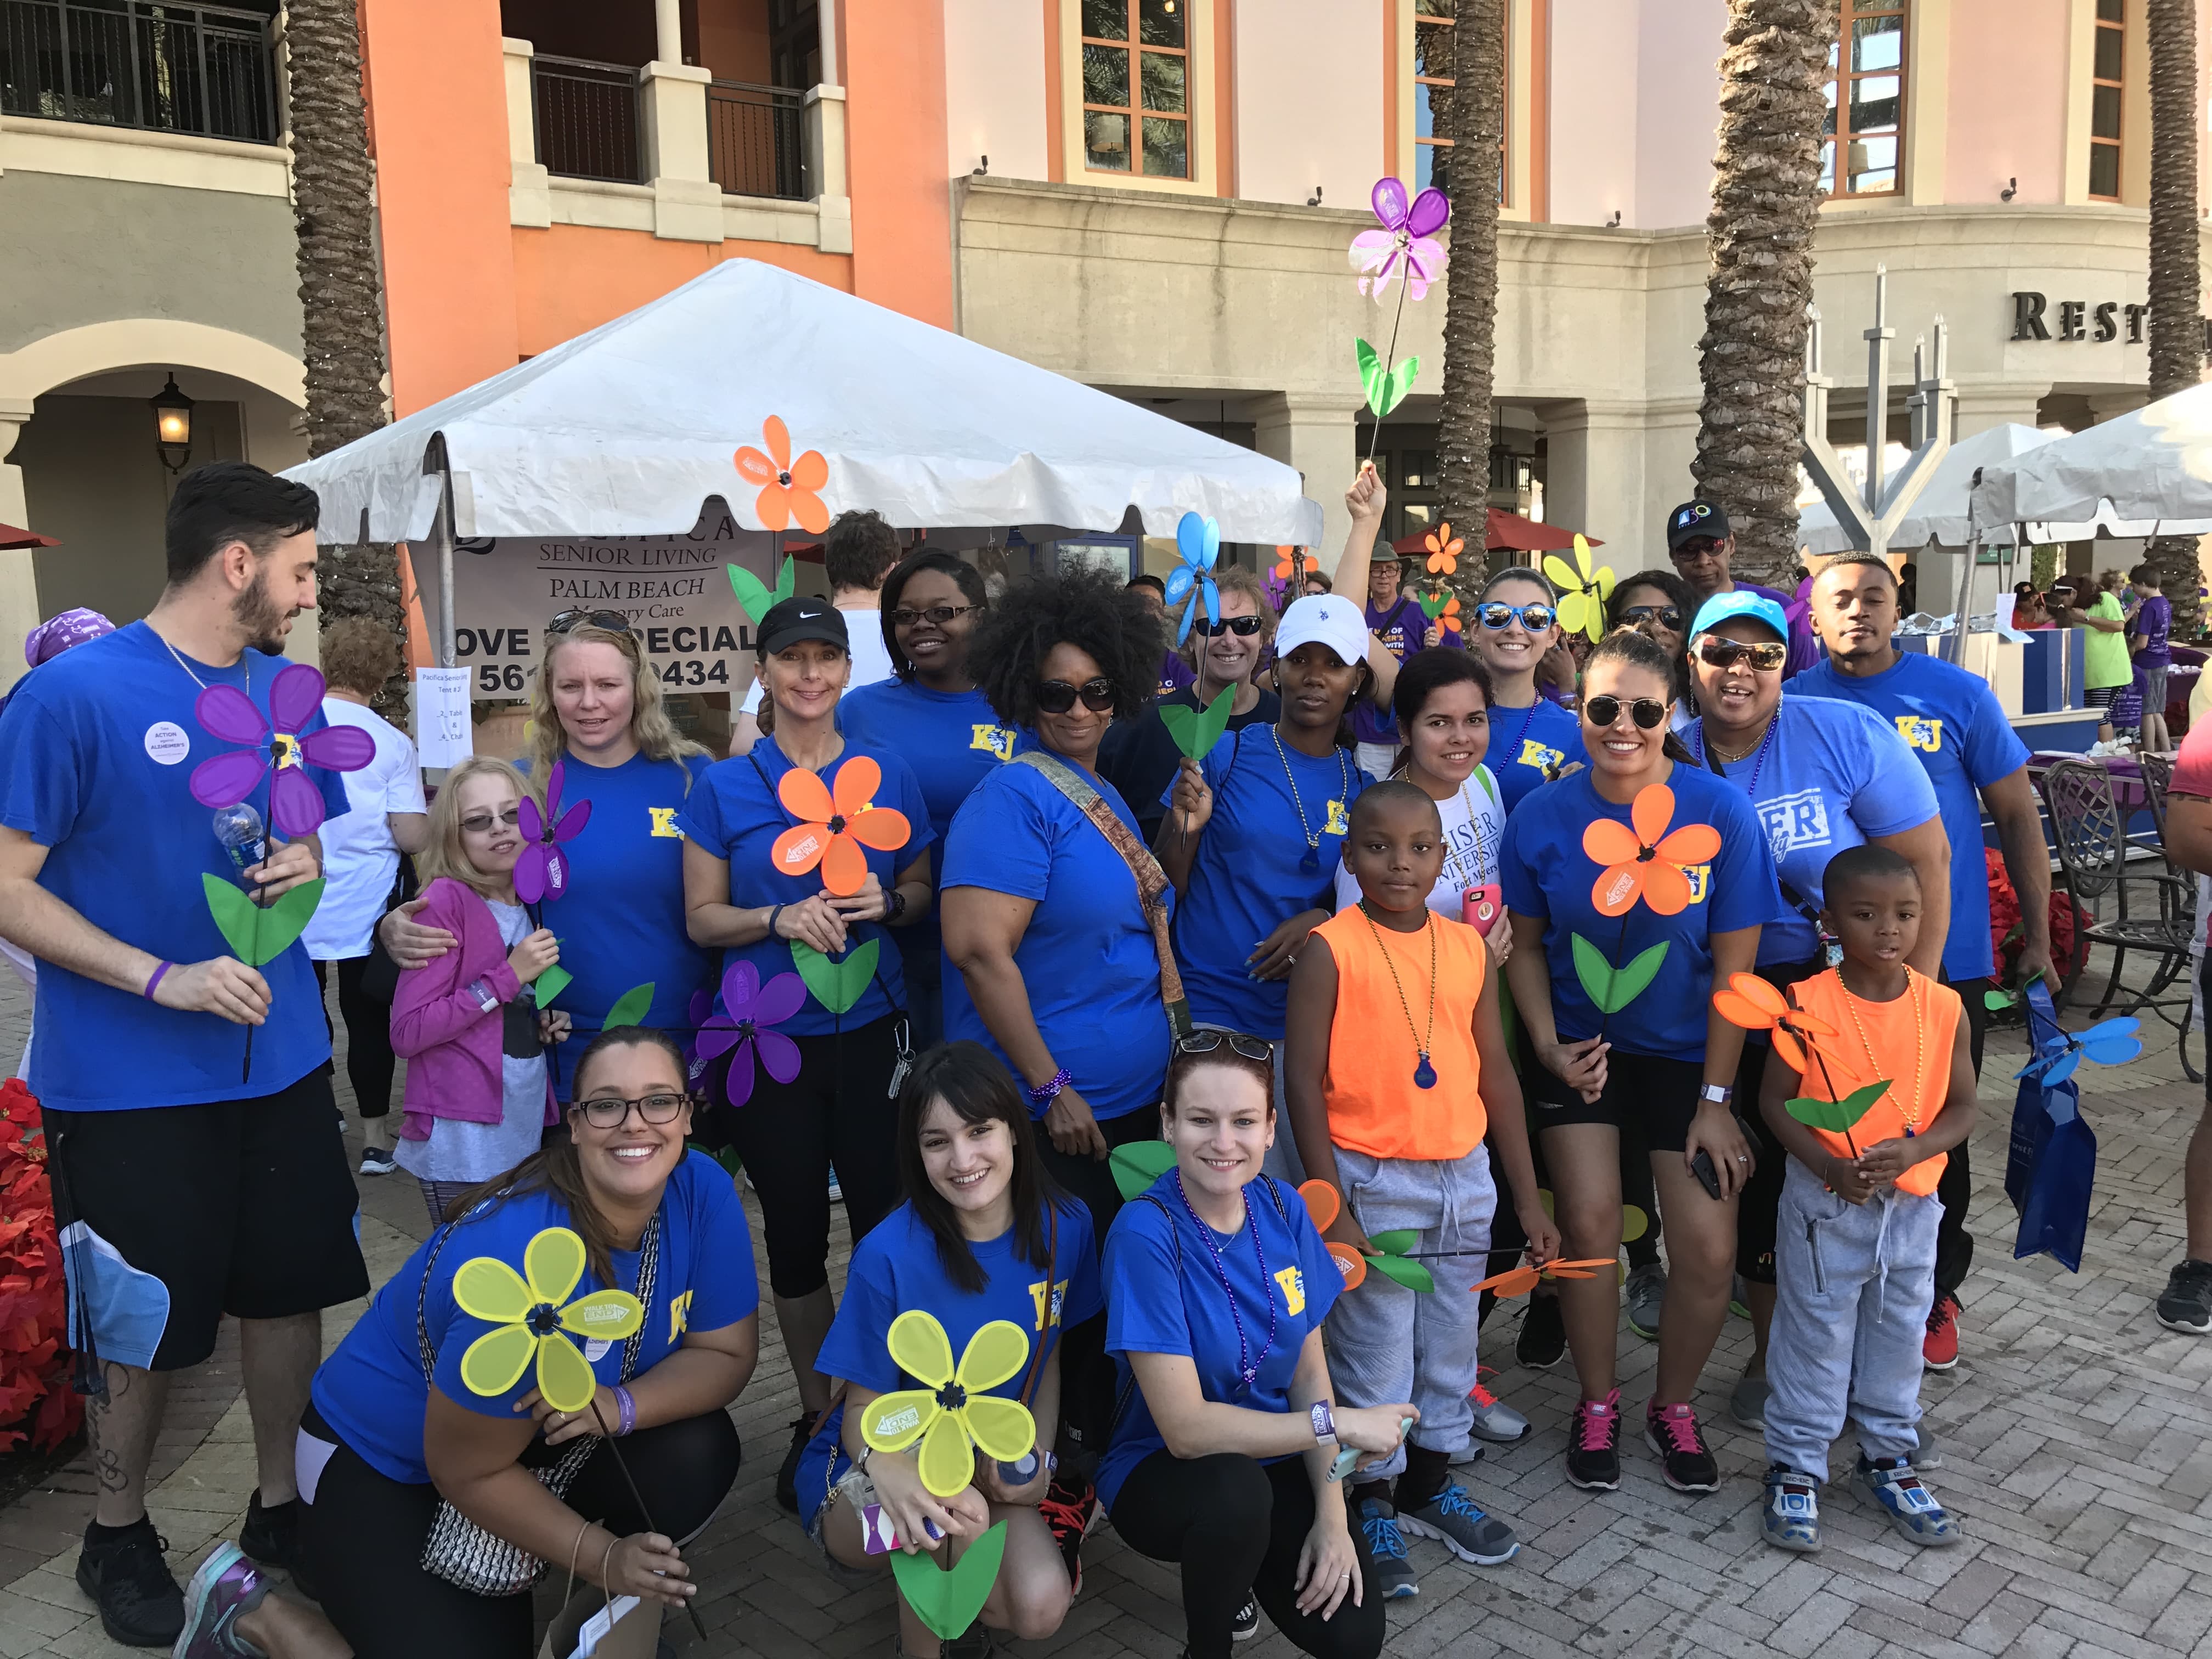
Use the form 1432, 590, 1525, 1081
1633, 0, 1724, 230
1547, 0, 1641, 227
1943, 0, 2067, 205
845, 0, 956, 326
364, 0, 521, 415
510, 229, 853, 359
943, 0, 1048, 182
1233, 0, 1383, 209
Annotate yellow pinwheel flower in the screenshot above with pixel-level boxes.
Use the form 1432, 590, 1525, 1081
1542, 534, 1617, 644
859, 1311, 1037, 1498
452, 1227, 644, 1414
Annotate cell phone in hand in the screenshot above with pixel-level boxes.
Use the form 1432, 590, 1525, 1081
1327, 1417, 1414, 1483
1690, 1149, 1723, 1201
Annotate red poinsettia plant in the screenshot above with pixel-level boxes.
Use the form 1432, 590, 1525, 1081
0, 1078, 82, 1453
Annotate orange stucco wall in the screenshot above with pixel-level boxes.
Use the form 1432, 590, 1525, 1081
362, 0, 520, 416
510, 227, 853, 358
844, 0, 955, 329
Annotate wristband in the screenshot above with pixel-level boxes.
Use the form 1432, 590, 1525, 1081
142, 961, 173, 1000
1698, 1082, 1734, 1106
1310, 1401, 1338, 1445
766, 903, 786, 940
613, 1384, 636, 1437
885, 888, 907, 924
1027, 1068, 1073, 1108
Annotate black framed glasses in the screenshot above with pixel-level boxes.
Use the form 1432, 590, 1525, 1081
459, 806, 523, 833
889, 603, 980, 628
1584, 695, 1669, 731
571, 1092, 692, 1128
1694, 636, 1787, 673
1619, 605, 1684, 630
1477, 602, 1556, 633
1034, 678, 1116, 714
548, 608, 634, 636
1176, 1030, 1274, 1062
1197, 614, 1265, 638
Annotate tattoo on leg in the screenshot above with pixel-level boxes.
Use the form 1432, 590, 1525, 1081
84, 1366, 133, 1494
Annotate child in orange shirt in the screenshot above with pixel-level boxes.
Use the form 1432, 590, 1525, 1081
1757, 844, 1976, 1553
1285, 782, 1557, 1596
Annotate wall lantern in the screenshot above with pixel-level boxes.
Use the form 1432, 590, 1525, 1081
151, 373, 194, 475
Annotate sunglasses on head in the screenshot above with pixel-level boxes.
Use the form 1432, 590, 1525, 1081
1477, 601, 1556, 633
571, 1091, 692, 1129
1620, 605, 1684, 630
1035, 678, 1116, 714
548, 609, 633, 636
1176, 1030, 1274, 1062
1198, 614, 1265, 638
1694, 635, 1788, 673
889, 603, 979, 628
1584, 695, 1670, 731
459, 805, 523, 833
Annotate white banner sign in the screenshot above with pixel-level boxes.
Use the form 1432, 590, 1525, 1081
407, 498, 788, 696
413, 667, 475, 768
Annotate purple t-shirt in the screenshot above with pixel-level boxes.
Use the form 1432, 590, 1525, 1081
1734, 580, 1819, 678
1355, 594, 1460, 743
2134, 594, 2172, 669
1157, 648, 1194, 699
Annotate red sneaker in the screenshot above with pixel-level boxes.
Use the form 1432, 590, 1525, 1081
1037, 1473, 1097, 1595
1922, 1293, 1960, 1371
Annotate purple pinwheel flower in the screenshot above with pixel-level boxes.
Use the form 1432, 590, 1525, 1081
517, 758, 593, 904
695, 961, 804, 1108
1348, 177, 1451, 302
683, 988, 715, 1085
189, 663, 374, 836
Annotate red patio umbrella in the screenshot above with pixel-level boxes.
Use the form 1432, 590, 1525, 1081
0, 524, 58, 550
1391, 510, 1599, 558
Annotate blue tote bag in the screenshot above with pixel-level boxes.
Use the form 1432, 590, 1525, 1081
2003, 982, 2097, 1273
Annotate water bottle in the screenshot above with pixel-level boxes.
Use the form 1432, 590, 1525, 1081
997, 1449, 1041, 1486
213, 802, 267, 877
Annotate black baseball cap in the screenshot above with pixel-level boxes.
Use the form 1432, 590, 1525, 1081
1666, 499, 1731, 552
756, 595, 849, 657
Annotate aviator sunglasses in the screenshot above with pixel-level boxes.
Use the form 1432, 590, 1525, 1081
1035, 677, 1116, 714
1476, 601, 1557, 633
1584, 695, 1669, 731
1619, 605, 1684, 630
1176, 1030, 1274, 1062
1694, 635, 1788, 673
548, 608, 634, 636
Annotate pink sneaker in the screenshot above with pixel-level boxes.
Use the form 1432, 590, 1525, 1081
1566, 1388, 1622, 1490
1645, 1399, 1720, 1493
176, 1542, 269, 1658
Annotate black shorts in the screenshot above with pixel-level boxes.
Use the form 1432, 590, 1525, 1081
47, 1068, 369, 1372
1524, 1049, 1705, 1154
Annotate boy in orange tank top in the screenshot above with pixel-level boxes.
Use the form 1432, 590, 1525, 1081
1756, 845, 1976, 1554
1285, 783, 1557, 1594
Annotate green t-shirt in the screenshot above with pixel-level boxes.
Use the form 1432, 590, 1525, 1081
2085, 591, 2131, 689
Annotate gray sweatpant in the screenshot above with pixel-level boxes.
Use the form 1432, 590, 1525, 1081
1764, 1155, 1940, 1480
1323, 1143, 1495, 1479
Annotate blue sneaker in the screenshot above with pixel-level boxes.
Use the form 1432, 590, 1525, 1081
1357, 1497, 1418, 1599
1398, 1482, 1520, 1566
1762, 1466, 1820, 1552
174, 1541, 269, 1658
1854, 1455, 1961, 1546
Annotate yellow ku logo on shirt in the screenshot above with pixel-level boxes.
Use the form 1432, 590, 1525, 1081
1274, 1266, 1307, 1317
971, 724, 1018, 763
1894, 715, 1945, 754
1324, 799, 1350, 837
648, 806, 684, 839
1683, 865, 1713, 904
668, 1289, 694, 1344
1029, 1277, 1070, 1332
1518, 740, 1566, 774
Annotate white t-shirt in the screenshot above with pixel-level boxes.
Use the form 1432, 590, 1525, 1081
1333, 763, 1507, 920
740, 601, 896, 715
302, 697, 428, 960
395, 899, 549, 1186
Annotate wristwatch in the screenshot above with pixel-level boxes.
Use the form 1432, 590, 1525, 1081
1310, 1402, 1338, 1446
1699, 1083, 1734, 1107
885, 888, 907, 923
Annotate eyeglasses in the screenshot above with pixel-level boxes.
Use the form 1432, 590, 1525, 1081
548, 609, 634, 636
889, 603, 980, 628
1034, 678, 1116, 714
1477, 602, 1556, 633
571, 1092, 692, 1129
459, 806, 522, 833
1584, 695, 1669, 731
1619, 605, 1684, 630
1176, 1031, 1274, 1062
1694, 636, 1788, 673
1197, 614, 1265, 638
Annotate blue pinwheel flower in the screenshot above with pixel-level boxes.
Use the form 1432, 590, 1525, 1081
1164, 512, 1221, 646
2013, 1014, 2142, 1087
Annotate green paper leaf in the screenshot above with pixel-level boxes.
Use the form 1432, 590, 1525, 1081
1375, 354, 1420, 419
727, 563, 774, 624
201, 874, 325, 967
534, 963, 573, 1006
1786, 1080, 1890, 1134
1110, 1139, 1178, 1200
1570, 933, 1614, 1009
202, 873, 256, 962
1568, 933, 1668, 1014
1356, 337, 1385, 415
773, 554, 795, 605
792, 937, 880, 1015
1368, 1253, 1435, 1293
1368, 1229, 1420, 1256
1985, 988, 2018, 1012
1417, 589, 1447, 619
1605, 941, 1669, 1012
1159, 686, 1237, 763
890, 1521, 1007, 1641
603, 981, 656, 1030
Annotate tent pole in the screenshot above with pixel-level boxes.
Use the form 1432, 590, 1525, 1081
435, 457, 457, 670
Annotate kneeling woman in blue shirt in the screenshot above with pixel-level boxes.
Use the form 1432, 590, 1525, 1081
798, 1042, 1102, 1655
172, 1028, 761, 1659
1103, 1035, 1414, 1659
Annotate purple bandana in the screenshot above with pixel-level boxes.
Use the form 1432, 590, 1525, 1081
24, 608, 114, 668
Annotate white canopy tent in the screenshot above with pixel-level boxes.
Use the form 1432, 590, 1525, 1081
283, 258, 1322, 661
1970, 383, 2212, 534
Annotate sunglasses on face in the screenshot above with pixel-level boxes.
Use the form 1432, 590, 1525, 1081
1694, 635, 1788, 673
1034, 678, 1116, 714
1198, 614, 1265, 637
1477, 602, 1556, 633
1673, 538, 1725, 559
889, 603, 979, 628
1177, 1030, 1274, 1062
1620, 605, 1684, 630
1584, 695, 1670, 731
572, 1092, 692, 1129
459, 806, 523, 833
548, 608, 633, 636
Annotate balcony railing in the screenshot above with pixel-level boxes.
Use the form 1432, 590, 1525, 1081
708, 79, 804, 201
0, 0, 279, 144
532, 53, 641, 184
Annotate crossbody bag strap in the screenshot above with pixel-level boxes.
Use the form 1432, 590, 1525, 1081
1011, 750, 1192, 1038
615, 1210, 663, 1383
415, 1224, 456, 1384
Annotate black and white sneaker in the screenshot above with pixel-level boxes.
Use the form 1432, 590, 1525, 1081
1231, 1589, 1261, 1640
358, 1144, 396, 1176
2158, 1259, 2212, 1334
76, 1517, 184, 1648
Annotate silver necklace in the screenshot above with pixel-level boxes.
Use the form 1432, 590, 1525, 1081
154, 625, 249, 696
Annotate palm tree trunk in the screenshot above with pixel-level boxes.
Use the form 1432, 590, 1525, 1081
285, 0, 404, 712
2147, 0, 2201, 635
1438, 0, 1504, 574
1691, 0, 1838, 588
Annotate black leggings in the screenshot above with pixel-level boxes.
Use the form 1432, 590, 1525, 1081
315, 955, 397, 1118
1936, 974, 1990, 1300
295, 1402, 741, 1659
1110, 1451, 1384, 1659
1040, 1107, 1159, 1464
705, 1012, 903, 1297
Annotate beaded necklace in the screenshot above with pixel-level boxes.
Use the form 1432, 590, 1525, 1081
1837, 967, 1926, 1133
1269, 725, 1353, 875
1172, 1170, 1278, 1392
1695, 712, 1778, 798
1358, 902, 1440, 1090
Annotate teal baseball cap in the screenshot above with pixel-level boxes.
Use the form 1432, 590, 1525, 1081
1689, 589, 1790, 642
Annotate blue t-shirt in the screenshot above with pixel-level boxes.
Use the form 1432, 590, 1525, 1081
1099, 1172, 1340, 1510
309, 1150, 759, 1485
1169, 726, 1372, 1039
940, 760, 1172, 1121
0, 623, 350, 1110
1498, 765, 1784, 1057
1685, 697, 1939, 968
1488, 696, 1590, 816
1353, 596, 1460, 744
676, 736, 933, 1036
1793, 654, 2030, 981
523, 752, 716, 1095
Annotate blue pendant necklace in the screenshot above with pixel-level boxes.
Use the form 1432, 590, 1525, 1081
1271, 726, 1353, 876
1358, 902, 1440, 1089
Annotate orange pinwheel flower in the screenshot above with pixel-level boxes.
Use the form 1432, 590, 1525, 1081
1297, 1180, 1368, 1291
1274, 545, 1318, 580
1435, 596, 1462, 636
1581, 784, 1722, 918
771, 757, 911, 898
734, 415, 830, 534
1470, 1258, 1617, 1298
1711, 971, 1836, 1074
1423, 522, 1464, 575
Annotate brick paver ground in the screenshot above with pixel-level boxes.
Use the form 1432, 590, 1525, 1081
2, 955, 2209, 1658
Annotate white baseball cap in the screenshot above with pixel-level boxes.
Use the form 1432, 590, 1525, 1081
1274, 594, 1370, 670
